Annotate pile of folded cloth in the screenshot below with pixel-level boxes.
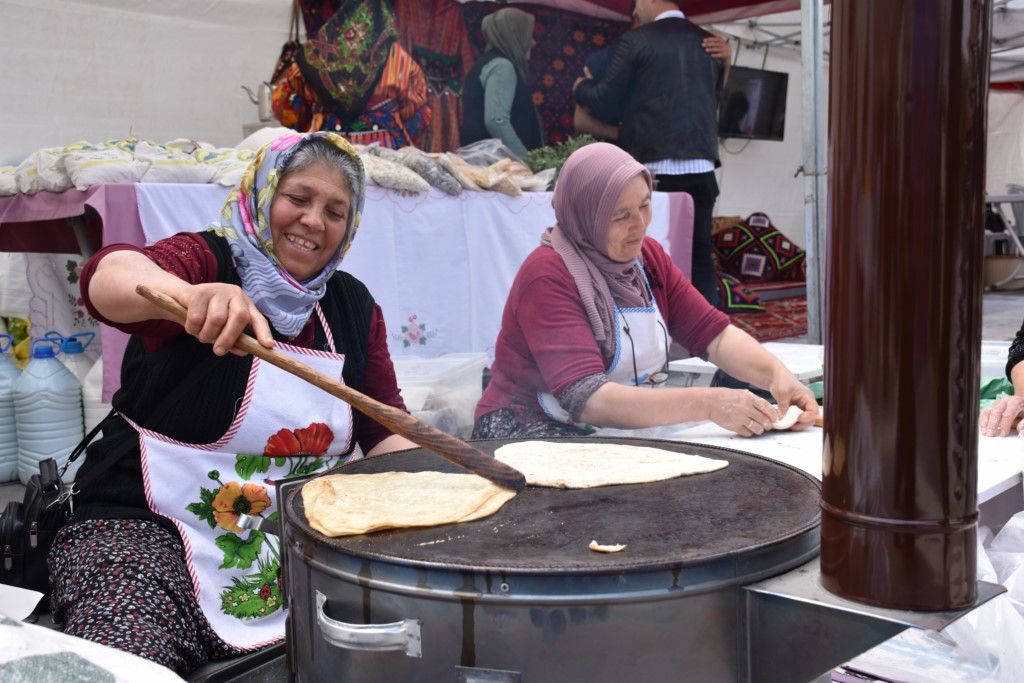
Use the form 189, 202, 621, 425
0, 129, 554, 198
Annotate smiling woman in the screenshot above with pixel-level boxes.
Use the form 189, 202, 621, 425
44, 132, 418, 675
269, 149, 355, 282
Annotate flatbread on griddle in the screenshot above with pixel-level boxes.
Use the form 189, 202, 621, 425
494, 441, 728, 489
301, 471, 516, 537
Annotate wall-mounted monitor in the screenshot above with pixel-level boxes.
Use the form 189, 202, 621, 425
719, 66, 789, 142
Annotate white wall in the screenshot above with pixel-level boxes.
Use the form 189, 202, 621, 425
988, 90, 1024, 197
0, 0, 293, 163
712, 29, 812, 247
712, 25, 1023, 247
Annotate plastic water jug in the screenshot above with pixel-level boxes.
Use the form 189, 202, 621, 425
60, 332, 96, 386
0, 334, 20, 483
13, 338, 85, 484
82, 357, 113, 436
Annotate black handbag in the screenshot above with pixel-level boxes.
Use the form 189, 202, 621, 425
0, 412, 114, 610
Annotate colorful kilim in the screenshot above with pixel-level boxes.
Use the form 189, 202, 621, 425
463, 3, 629, 145
717, 273, 765, 313
391, 0, 477, 151
273, 42, 430, 150
298, 0, 398, 122
298, 0, 344, 37
713, 212, 806, 283
729, 296, 808, 342
395, 0, 478, 84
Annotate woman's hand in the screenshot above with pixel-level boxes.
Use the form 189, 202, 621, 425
702, 32, 731, 61
177, 283, 274, 356
768, 371, 819, 432
705, 388, 780, 437
980, 395, 1024, 437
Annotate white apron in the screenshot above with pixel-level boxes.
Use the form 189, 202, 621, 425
133, 306, 357, 650
538, 288, 670, 429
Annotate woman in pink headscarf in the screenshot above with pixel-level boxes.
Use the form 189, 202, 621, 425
474, 142, 817, 438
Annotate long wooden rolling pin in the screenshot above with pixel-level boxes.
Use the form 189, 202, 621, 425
136, 285, 527, 492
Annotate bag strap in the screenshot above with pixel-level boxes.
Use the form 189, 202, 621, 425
289, 0, 301, 42
57, 410, 110, 478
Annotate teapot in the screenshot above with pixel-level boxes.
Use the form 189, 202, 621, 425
242, 83, 274, 122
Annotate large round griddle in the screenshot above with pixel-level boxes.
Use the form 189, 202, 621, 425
284, 437, 821, 574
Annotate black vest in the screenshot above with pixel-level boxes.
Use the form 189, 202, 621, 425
461, 49, 543, 152
70, 231, 376, 528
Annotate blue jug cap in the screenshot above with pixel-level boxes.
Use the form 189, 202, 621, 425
30, 338, 61, 359
62, 332, 95, 355
63, 339, 85, 354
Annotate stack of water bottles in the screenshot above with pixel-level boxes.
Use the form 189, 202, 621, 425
0, 335, 20, 484
3, 331, 108, 485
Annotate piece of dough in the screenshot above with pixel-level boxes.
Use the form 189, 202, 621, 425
772, 405, 803, 430
494, 441, 728, 489
302, 471, 516, 537
589, 540, 626, 553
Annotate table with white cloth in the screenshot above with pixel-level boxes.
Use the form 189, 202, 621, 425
0, 184, 695, 401
621, 420, 1024, 532
668, 340, 1013, 387
668, 341, 826, 387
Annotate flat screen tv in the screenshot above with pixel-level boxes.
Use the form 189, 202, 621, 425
718, 66, 789, 141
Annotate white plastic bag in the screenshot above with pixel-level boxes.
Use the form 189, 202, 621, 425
0, 609, 186, 682
60, 140, 147, 190
843, 531, 1024, 682
136, 140, 217, 184
987, 510, 1024, 615
191, 147, 256, 187
14, 148, 72, 194
0, 166, 17, 196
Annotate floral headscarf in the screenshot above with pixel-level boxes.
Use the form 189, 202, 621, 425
540, 142, 652, 357
214, 131, 365, 337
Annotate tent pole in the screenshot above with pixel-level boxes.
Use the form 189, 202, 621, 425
800, 0, 827, 344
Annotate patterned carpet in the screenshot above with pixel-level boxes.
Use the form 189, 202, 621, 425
730, 296, 808, 342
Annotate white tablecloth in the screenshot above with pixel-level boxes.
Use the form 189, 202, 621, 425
134, 184, 691, 361
18, 184, 692, 400
621, 420, 1023, 507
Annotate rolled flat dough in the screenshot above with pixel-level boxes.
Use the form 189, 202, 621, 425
494, 441, 728, 489
302, 471, 517, 537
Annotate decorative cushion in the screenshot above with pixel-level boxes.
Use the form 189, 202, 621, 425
713, 212, 806, 283
717, 273, 765, 313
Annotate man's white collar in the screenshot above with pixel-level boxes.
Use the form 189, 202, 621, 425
655, 9, 686, 21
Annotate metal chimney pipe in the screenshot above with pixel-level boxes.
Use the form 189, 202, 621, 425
822, 0, 991, 610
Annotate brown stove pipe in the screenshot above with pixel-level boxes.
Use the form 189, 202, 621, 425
822, 0, 991, 610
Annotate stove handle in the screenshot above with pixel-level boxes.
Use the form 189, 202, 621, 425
316, 591, 422, 658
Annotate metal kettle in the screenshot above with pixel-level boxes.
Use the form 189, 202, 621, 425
242, 83, 274, 122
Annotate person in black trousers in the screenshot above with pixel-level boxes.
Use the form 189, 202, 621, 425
575, 0, 728, 306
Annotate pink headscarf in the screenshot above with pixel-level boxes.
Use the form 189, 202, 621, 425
540, 142, 653, 356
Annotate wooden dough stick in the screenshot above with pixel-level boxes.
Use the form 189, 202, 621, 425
135, 285, 527, 493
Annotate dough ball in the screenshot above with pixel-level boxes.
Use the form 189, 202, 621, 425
772, 405, 803, 430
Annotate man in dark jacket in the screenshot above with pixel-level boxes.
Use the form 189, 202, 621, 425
574, 0, 726, 305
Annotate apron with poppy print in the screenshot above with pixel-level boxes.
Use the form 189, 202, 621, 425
537, 290, 670, 429
132, 306, 356, 650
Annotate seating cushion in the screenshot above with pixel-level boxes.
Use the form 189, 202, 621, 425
713, 212, 806, 283
717, 273, 765, 313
